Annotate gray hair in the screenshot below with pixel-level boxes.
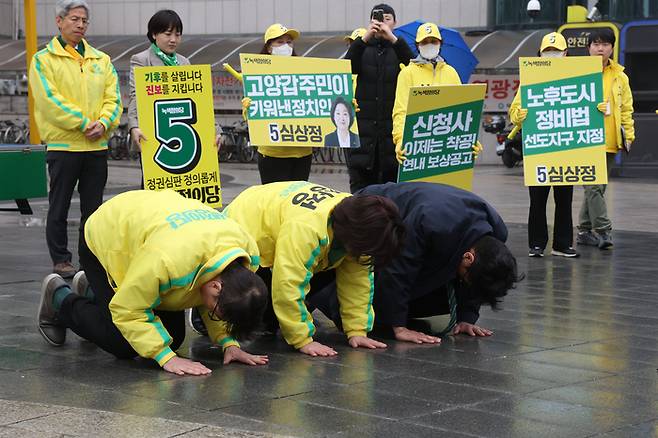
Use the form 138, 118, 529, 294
55, 0, 90, 18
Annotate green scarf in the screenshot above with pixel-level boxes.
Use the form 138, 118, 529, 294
151, 43, 178, 66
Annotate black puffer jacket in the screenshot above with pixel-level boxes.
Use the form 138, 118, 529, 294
359, 182, 509, 327
345, 36, 413, 170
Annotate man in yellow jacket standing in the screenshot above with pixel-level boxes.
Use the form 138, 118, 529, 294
576, 28, 635, 250
37, 190, 269, 376
224, 181, 405, 357
29, 0, 122, 278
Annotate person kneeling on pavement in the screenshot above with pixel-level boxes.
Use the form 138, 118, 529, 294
359, 182, 522, 344
37, 190, 269, 376
221, 181, 405, 357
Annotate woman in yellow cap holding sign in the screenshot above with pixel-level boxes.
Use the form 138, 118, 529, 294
253, 24, 315, 184
508, 31, 582, 259
391, 22, 467, 163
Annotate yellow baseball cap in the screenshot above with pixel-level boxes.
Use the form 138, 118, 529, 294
540, 32, 567, 52
416, 22, 442, 43
264, 23, 300, 43
344, 28, 367, 42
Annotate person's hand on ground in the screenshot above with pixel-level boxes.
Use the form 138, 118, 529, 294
130, 127, 146, 151
162, 356, 212, 376
299, 341, 337, 357
84, 121, 105, 141
348, 335, 387, 349
451, 322, 493, 337
393, 326, 441, 344
223, 345, 269, 366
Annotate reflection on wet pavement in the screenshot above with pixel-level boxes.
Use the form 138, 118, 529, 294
1, 164, 657, 437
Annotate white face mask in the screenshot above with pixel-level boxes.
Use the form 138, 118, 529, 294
271, 43, 293, 56
418, 43, 441, 60
541, 50, 565, 58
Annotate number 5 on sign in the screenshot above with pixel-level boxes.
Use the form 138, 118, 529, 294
135, 65, 222, 207
154, 99, 202, 174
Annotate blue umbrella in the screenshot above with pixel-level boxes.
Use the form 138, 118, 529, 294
394, 20, 479, 83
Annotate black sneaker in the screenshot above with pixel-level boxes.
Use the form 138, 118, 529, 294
551, 247, 580, 258
598, 232, 613, 249
576, 231, 599, 246
528, 247, 544, 257
37, 274, 68, 346
187, 307, 208, 336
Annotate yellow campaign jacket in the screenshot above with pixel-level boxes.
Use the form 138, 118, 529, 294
509, 58, 634, 152
603, 59, 635, 152
257, 145, 313, 159
28, 37, 122, 152
84, 190, 260, 366
392, 58, 462, 146
224, 181, 374, 349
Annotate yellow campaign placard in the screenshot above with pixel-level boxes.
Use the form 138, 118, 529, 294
135, 64, 222, 207
397, 84, 486, 191
519, 56, 607, 186
240, 54, 358, 148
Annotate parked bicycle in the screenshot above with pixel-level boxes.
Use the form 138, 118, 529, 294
0, 119, 29, 144
218, 120, 256, 163
312, 147, 346, 164
107, 123, 139, 161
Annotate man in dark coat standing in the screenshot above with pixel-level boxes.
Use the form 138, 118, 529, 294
345, 4, 413, 193
359, 182, 521, 344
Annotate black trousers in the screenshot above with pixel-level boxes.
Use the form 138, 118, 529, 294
257, 267, 342, 331
528, 185, 574, 250
346, 147, 398, 193
46, 150, 108, 266
257, 153, 312, 184
57, 231, 185, 360
406, 286, 452, 318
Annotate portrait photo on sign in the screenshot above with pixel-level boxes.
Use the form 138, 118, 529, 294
323, 96, 359, 148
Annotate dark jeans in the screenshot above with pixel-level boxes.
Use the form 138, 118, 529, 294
257, 267, 341, 331
57, 231, 185, 360
257, 153, 312, 184
46, 150, 108, 266
528, 185, 574, 250
346, 146, 398, 193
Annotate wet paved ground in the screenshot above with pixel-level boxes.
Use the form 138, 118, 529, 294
0, 161, 657, 437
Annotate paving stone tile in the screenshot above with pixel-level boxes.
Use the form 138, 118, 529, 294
289, 384, 447, 419
472, 396, 641, 435
410, 408, 581, 438
219, 398, 378, 435
355, 375, 507, 407
528, 384, 658, 420
333, 419, 474, 438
